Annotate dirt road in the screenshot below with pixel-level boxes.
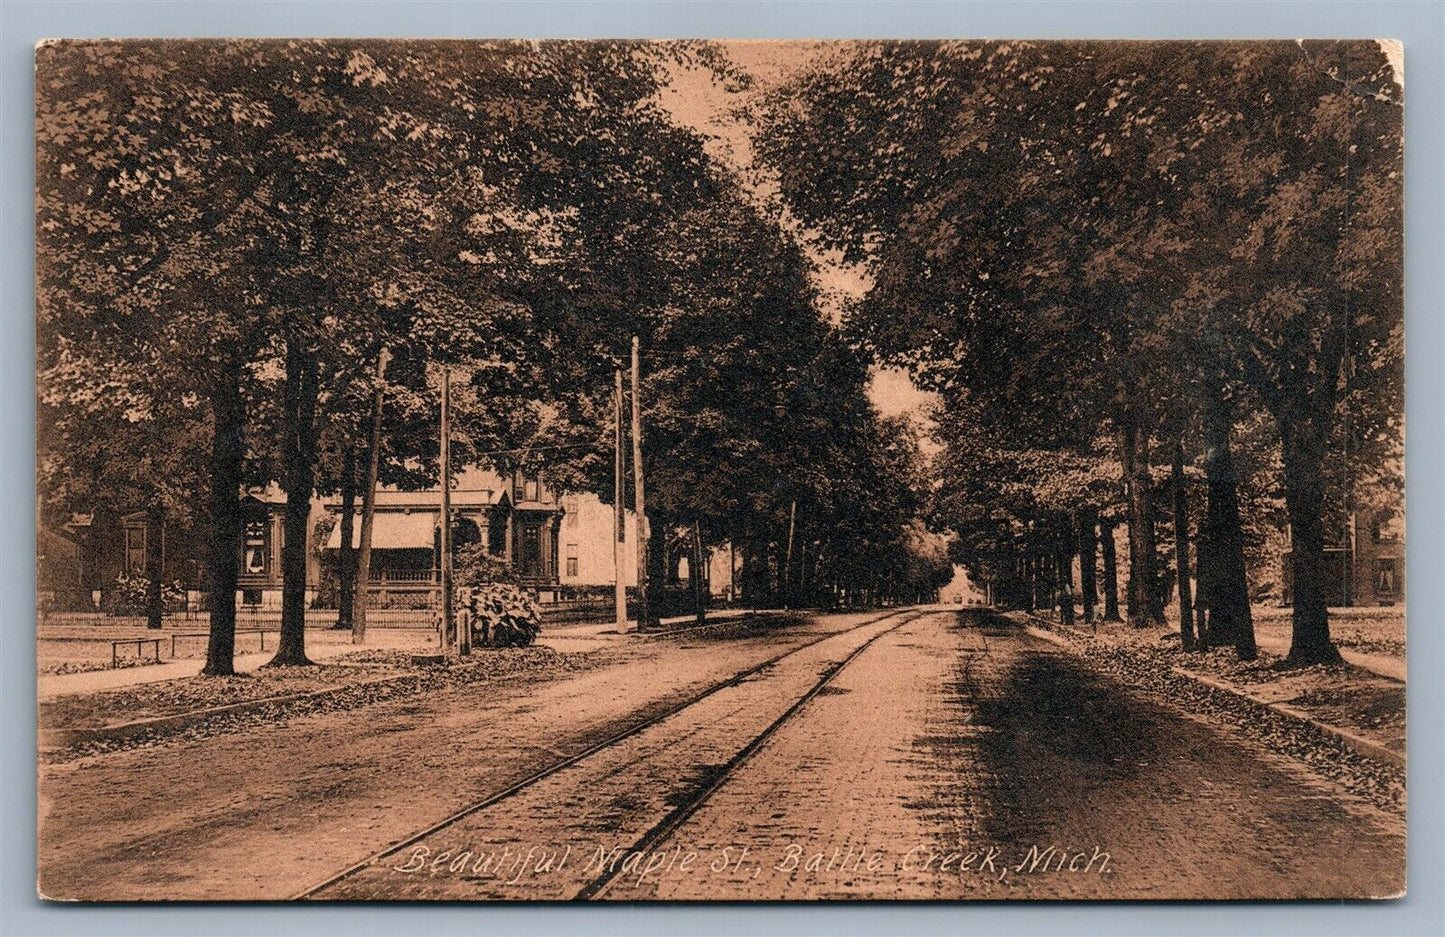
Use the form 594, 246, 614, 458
621, 611, 1404, 900
38, 609, 1404, 901
37, 610, 898, 900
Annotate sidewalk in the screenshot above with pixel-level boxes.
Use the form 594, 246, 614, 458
1251, 620, 1405, 682
37, 609, 778, 699
36, 639, 373, 700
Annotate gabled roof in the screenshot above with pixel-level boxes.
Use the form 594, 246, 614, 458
38, 525, 79, 558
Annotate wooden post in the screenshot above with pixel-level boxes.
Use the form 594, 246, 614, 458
353, 347, 389, 644
630, 337, 650, 631
614, 369, 628, 631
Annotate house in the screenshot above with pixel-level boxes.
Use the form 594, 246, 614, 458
36, 523, 82, 610
1282, 503, 1405, 608
1356, 505, 1405, 606
311, 467, 638, 608
44, 463, 774, 616
42, 507, 205, 611
49, 467, 646, 612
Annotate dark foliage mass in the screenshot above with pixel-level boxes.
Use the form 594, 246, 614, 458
36, 40, 952, 674
754, 40, 1402, 665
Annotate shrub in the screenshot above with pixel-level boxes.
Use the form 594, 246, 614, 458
453, 543, 540, 646
105, 572, 187, 616
459, 582, 541, 647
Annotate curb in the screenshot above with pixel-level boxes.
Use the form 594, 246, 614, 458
1011, 613, 1406, 771
635, 611, 794, 640
1173, 666, 1406, 770
1022, 623, 1070, 649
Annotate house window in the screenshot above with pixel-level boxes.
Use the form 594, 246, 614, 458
124, 525, 146, 573
1375, 558, 1401, 596
524, 476, 539, 502
565, 497, 579, 528
565, 543, 578, 578
243, 519, 270, 575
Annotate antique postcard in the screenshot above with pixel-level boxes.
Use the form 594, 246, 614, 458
35, 39, 1404, 901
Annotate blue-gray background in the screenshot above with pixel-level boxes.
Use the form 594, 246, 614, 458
2, 3, 1440, 935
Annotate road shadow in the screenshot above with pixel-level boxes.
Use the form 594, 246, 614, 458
956, 615, 1166, 846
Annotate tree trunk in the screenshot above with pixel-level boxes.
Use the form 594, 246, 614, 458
782, 500, 797, 609
798, 540, 810, 606
630, 338, 652, 631
996, 520, 1020, 609
144, 503, 164, 630
1100, 519, 1122, 621
353, 348, 388, 643
1200, 387, 1257, 658
1281, 416, 1343, 665
1120, 424, 1141, 623
269, 340, 318, 667
1076, 510, 1098, 624
739, 538, 761, 606
1055, 527, 1075, 627
692, 521, 706, 623
202, 373, 244, 676
1121, 413, 1164, 627
334, 446, 357, 631
1172, 442, 1195, 650
1044, 537, 1059, 613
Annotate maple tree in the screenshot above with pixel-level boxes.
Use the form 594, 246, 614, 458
755, 40, 1401, 663
38, 38, 951, 674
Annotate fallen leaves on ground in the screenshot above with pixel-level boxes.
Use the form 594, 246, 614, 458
42, 646, 597, 762
1011, 614, 1406, 816
38, 657, 159, 676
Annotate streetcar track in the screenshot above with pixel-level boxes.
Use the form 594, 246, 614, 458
292, 606, 925, 900
575, 608, 931, 900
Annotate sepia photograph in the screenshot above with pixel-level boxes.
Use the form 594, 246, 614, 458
33, 37, 1405, 903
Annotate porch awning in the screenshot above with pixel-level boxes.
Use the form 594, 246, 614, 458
326, 511, 437, 550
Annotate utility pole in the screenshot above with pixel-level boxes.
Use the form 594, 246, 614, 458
440, 366, 460, 654
692, 519, 706, 623
630, 337, 650, 631
614, 369, 628, 632
441, 365, 465, 655
353, 347, 389, 644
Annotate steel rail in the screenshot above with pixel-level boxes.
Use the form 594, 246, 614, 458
574, 608, 930, 900
292, 606, 925, 900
